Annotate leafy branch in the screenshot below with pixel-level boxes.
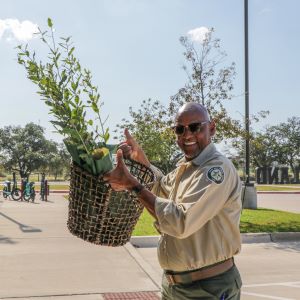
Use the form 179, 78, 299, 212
16, 18, 109, 155
16, 18, 113, 175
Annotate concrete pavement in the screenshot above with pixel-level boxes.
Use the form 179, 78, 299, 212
258, 193, 300, 213
0, 196, 159, 299
1, 193, 300, 299
137, 242, 300, 300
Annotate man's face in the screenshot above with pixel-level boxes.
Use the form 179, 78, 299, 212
174, 110, 215, 160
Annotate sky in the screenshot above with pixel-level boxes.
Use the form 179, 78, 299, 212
0, 0, 299, 145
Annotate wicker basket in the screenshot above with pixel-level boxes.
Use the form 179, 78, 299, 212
67, 159, 155, 247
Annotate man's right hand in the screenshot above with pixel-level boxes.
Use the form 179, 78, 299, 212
118, 129, 150, 167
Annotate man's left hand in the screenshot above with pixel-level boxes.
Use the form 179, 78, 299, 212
103, 149, 139, 191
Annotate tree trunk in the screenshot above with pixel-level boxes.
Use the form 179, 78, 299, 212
289, 161, 295, 181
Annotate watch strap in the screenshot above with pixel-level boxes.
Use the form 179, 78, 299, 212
130, 184, 145, 197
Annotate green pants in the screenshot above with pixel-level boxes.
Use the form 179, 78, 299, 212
161, 264, 242, 300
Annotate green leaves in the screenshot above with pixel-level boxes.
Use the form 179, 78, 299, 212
16, 18, 112, 175
115, 98, 179, 173
47, 18, 53, 28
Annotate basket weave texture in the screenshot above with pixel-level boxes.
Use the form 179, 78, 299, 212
67, 159, 155, 247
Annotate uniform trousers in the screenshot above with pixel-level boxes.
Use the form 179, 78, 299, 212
161, 264, 242, 300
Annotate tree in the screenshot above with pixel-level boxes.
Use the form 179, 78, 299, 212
0, 123, 56, 178
169, 28, 243, 141
267, 117, 300, 177
233, 117, 300, 179
117, 29, 268, 173
114, 99, 180, 173
46, 143, 71, 180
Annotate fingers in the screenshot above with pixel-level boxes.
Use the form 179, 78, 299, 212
109, 183, 127, 192
103, 171, 111, 181
103, 149, 125, 182
118, 142, 132, 159
116, 149, 124, 167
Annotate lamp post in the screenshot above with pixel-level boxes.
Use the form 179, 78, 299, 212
244, 0, 250, 184
242, 0, 257, 209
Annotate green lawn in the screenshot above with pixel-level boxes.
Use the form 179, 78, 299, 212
132, 208, 300, 236
51, 184, 300, 192
62, 195, 300, 235
256, 185, 300, 191
34, 184, 69, 191
48, 185, 69, 191
240, 208, 300, 232
42, 184, 300, 192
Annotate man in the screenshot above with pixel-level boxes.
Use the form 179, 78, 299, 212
104, 102, 242, 299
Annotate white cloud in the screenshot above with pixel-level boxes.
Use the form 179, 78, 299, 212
187, 26, 210, 43
0, 19, 39, 42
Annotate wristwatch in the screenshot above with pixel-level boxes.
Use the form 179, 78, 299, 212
130, 184, 145, 197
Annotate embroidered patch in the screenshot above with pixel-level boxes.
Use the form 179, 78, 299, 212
207, 167, 224, 184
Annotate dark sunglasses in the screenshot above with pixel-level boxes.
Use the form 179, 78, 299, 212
172, 121, 210, 135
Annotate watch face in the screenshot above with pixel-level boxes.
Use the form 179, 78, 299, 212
131, 185, 144, 196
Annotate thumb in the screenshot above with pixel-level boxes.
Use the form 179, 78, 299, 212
124, 128, 136, 144
116, 149, 125, 167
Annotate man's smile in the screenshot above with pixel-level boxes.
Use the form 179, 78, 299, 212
184, 141, 197, 146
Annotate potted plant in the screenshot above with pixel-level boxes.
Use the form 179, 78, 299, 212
17, 18, 115, 176
17, 19, 154, 246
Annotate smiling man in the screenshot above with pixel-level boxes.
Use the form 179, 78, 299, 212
104, 102, 242, 299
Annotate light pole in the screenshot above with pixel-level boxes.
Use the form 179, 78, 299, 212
242, 0, 257, 209
244, 0, 250, 184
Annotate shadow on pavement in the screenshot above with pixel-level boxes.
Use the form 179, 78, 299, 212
0, 234, 17, 244
0, 211, 42, 233
263, 241, 300, 253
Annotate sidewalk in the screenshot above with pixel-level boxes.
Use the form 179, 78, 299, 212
1, 194, 300, 299
0, 196, 160, 299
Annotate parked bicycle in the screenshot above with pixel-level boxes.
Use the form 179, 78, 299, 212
2, 172, 22, 201
23, 181, 36, 202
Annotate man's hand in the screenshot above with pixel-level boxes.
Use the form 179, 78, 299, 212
104, 148, 158, 220
103, 149, 139, 191
118, 129, 150, 167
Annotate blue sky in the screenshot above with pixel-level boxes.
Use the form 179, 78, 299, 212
0, 0, 299, 144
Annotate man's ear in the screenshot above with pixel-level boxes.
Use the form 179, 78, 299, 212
209, 119, 216, 136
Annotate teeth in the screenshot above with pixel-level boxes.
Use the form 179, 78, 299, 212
184, 142, 196, 145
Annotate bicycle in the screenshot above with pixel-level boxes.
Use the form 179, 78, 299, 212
2, 172, 22, 201
23, 181, 36, 202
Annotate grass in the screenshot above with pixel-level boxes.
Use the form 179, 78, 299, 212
44, 185, 69, 191
132, 208, 300, 236
51, 184, 300, 192
62, 194, 300, 235
256, 185, 300, 191
132, 210, 159, 236
240, 208, 300, 233
0, 175, 67, 182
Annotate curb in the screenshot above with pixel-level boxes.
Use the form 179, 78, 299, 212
49, 190, 69, 194
130, 232, 300, 248
124, 243, 161, 289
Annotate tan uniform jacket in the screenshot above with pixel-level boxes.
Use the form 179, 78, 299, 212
151, 143, 242, 272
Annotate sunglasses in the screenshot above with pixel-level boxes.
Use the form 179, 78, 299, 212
172, 121, 210, 135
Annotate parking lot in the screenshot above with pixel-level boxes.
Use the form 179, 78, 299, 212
0, 193, 300, 299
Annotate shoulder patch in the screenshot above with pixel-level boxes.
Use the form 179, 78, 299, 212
207, 166, 224, 184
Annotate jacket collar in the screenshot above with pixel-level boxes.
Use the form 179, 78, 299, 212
177, 143, 217, 167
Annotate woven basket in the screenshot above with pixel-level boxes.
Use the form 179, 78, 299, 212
67, 159, 155, 247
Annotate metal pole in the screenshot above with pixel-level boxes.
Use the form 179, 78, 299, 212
244, 0, 250, 184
